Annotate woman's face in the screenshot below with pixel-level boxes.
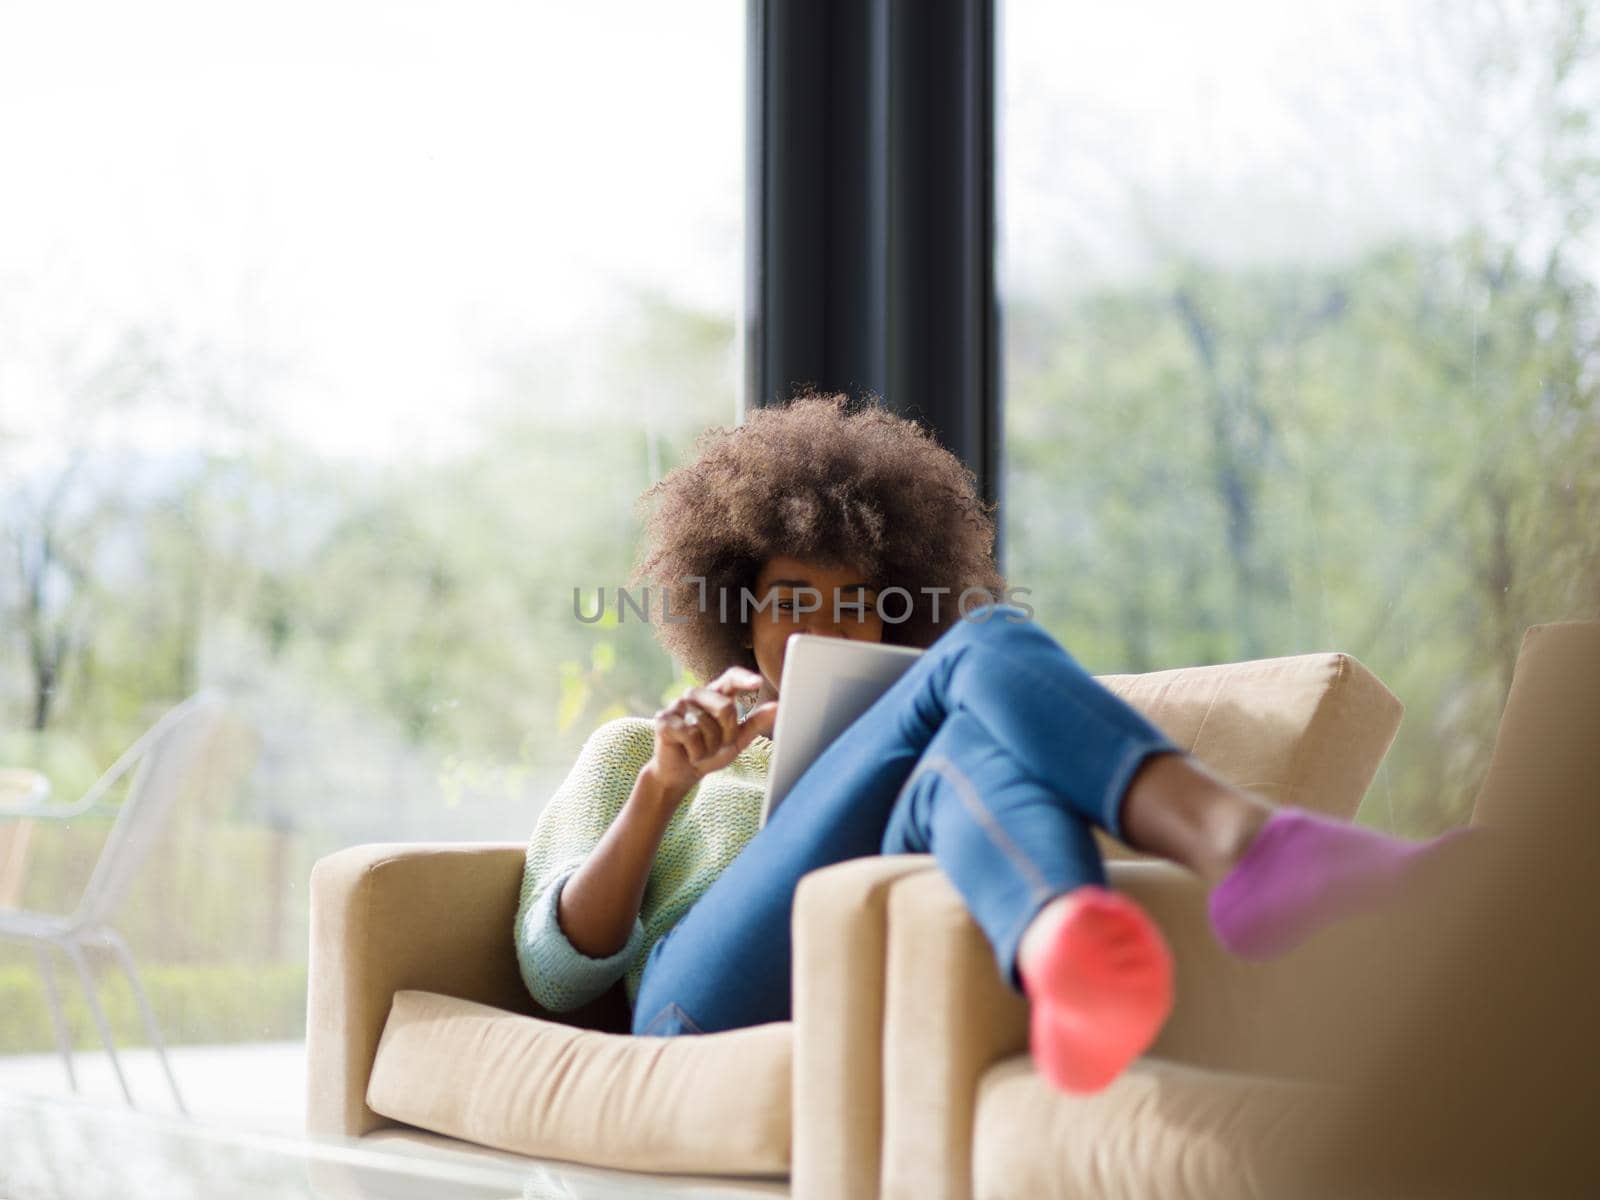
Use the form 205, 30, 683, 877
743, 553, 885, 699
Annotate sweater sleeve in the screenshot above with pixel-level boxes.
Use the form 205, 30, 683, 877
513, 715, 659, 1014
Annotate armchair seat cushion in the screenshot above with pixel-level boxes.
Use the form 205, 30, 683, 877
971, 1056, 1333, 1200
365, 990, 792, 1176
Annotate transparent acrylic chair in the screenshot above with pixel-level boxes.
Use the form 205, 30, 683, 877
0, 692, 238, 1114
0, 768, 49, 908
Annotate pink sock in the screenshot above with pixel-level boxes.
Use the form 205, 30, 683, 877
1018, 886, 1174, 1094
1209, 808, 1474, 960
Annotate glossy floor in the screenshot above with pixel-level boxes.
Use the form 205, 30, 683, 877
0, 1044, 788, 1199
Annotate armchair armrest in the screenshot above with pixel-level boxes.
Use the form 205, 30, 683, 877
307, 842, 633, 1138
877, 859, 1379, 1200
792, 853, 942, 1200
879, 867, 1026, 1200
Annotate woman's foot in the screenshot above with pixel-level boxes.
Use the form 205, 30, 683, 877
1017, 885, 1174, 1094
1208, 808, 1475, 959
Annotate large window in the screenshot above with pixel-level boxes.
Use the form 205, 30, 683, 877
6, 0, 1594, 1133
1001, 0, 1599, 834
0, 0, 744, 1123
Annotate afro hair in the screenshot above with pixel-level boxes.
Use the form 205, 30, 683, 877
627, 390, 1008, 682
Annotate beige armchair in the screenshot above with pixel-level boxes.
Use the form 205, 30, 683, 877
306, 645, 1404, 1197
875, 621, 1600, 1200
306, 839, 929, 1191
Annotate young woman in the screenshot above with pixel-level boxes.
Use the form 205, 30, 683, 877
515, 393, 1463, 1094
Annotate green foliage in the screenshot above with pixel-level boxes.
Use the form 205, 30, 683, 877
12, 814, 315, 967
1005, 236, 1600, 835
0, 960, 306, 1054
0, 293, 742, 1045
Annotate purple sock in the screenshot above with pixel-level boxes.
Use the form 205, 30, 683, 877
1208, 809, 1472, 960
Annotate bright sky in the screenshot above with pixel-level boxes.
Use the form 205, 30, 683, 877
0, 0, 745, 459
1001, 0, 1488, 292
1, 0, 1575, 461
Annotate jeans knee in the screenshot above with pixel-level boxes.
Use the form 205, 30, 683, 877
940, 601, 1049, 655
633, 1000, 705, 1038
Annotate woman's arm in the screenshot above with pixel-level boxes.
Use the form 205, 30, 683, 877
515, 717, 658, 1012
554, 760, 686, 957
513, 670, 776, 1012
556, 665, 777, 956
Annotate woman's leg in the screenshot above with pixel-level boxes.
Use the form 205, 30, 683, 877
877, 707, 1114, 992
632, 600, 1182, 1037
845, 598, 1472, 966
879, 707, 1178, 1092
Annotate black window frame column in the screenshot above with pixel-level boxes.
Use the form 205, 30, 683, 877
745, 0, 1003, 566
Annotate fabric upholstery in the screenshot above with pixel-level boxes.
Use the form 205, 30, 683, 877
1080, 860, 1409, 1084
308, 646, 1406, 1192
306, 843, 629, 1140
879, 861, 1406, 1200
971, 1055, 1334, 1200
366, 990, 792, 1175
1093, 651, 1403, 860
1469, 620, 1600, 831
879, 650, 1406, 1199
881, 868, 1028, 1200
307, 841, 922, 1194
792, 855, 943, 1200
1285, 619, 1600, 1195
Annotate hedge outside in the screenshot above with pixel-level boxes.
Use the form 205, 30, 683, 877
0, 960, 306, 1055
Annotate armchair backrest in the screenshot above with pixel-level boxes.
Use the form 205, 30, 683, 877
1469, 620, 1600, 834
1092, 650, 1404, 861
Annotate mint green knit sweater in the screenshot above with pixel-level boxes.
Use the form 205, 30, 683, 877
513, 715, 773, 1013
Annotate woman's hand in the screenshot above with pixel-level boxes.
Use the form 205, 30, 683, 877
647, 666, 778, 798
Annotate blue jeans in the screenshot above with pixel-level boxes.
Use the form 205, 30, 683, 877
630, 601, 1183, 1037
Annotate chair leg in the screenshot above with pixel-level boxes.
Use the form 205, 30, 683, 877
101, 929, 187, 1117
61, 940, 135, 1107
35, 944, 78, 1093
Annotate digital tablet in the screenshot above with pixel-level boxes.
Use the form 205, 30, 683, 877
759, 633, 925, 827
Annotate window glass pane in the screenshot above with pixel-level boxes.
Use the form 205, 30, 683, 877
1001, 0, 1598, 834
0, 0, 742, 1125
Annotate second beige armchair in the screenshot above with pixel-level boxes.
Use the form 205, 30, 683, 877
873, 620, 1599, 1200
